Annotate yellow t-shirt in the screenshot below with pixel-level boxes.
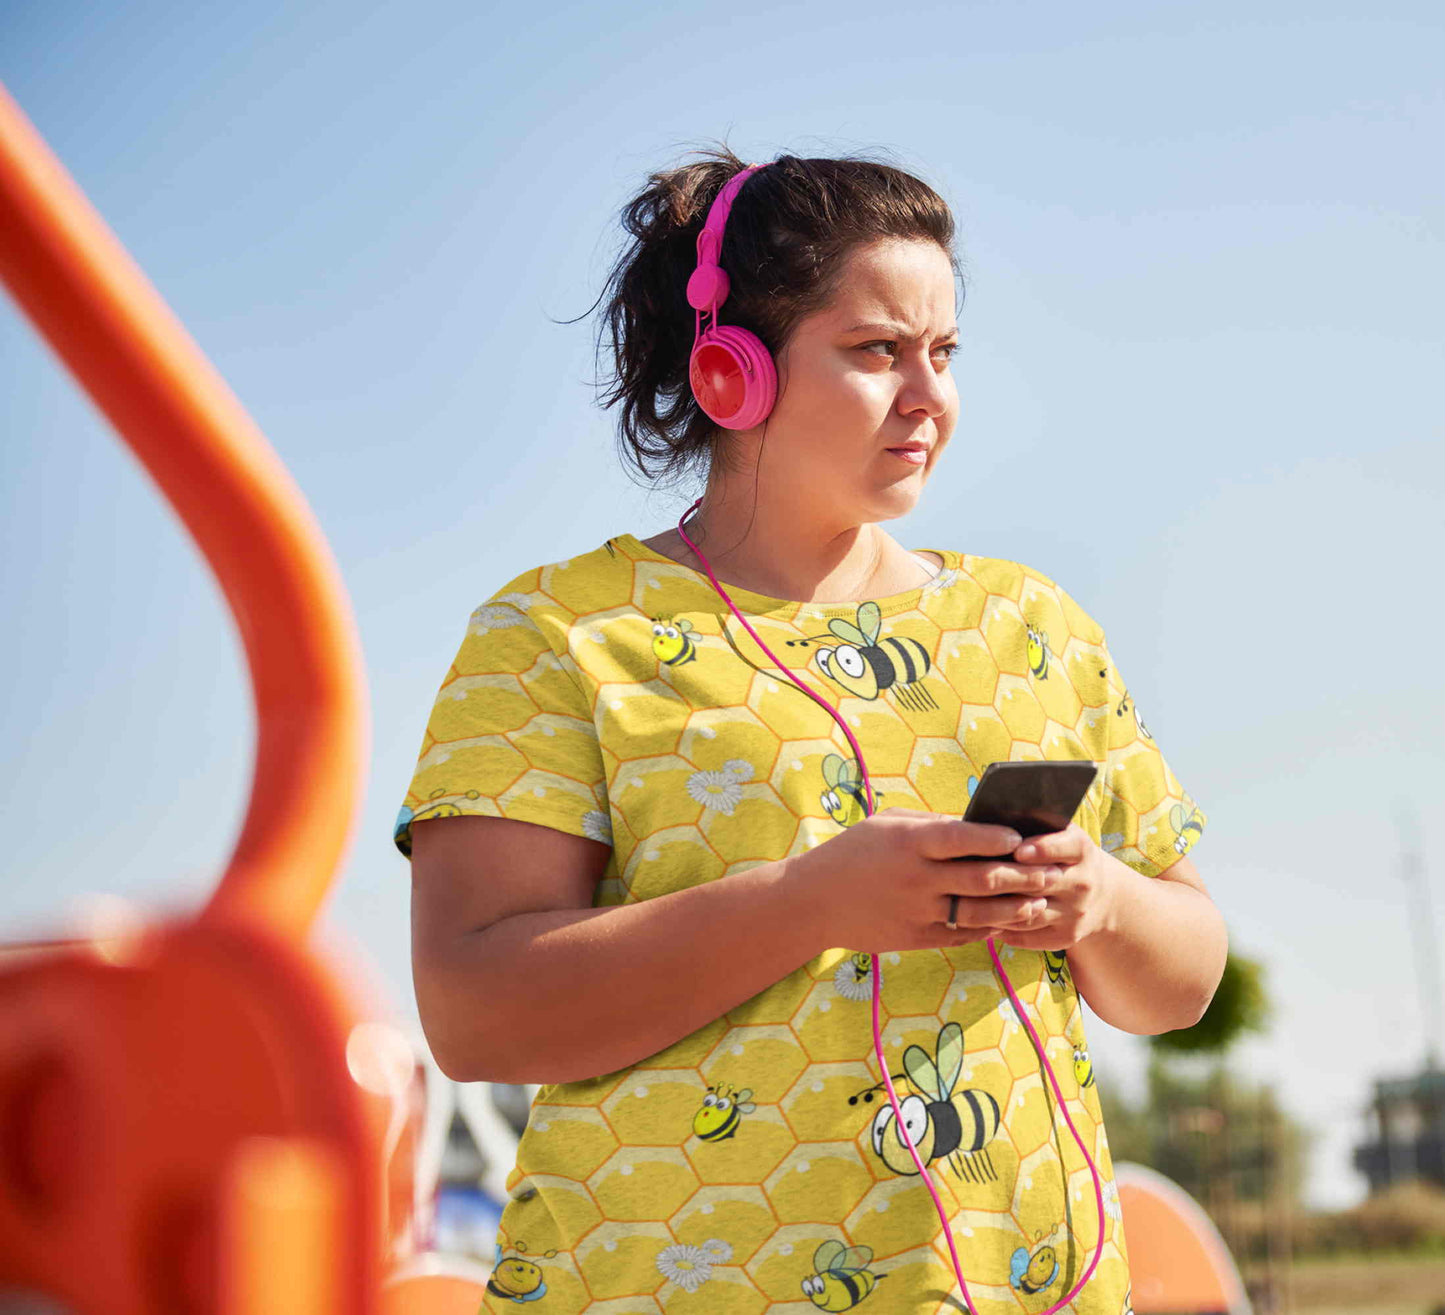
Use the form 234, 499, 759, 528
396, 533, 1206, 1315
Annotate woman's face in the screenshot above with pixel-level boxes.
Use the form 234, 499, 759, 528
755, 237, 960, 528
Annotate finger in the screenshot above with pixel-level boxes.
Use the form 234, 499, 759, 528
918, 924, 998, 950
989, 899, 1065, 934
943, 894, 1049, 929
986, 926, 1073, 952
1012, 825, 1087, 866
945, 861, 1064, 897
925, 818, 1024, 862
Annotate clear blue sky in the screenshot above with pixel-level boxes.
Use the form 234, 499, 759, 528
2, 0, 1441, 1210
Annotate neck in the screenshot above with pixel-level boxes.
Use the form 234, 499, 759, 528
675, 501, 929, 604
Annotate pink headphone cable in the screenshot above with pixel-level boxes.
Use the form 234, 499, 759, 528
675, 497, 1105, 1312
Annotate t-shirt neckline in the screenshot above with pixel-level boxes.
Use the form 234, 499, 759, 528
615, 533, 960, 620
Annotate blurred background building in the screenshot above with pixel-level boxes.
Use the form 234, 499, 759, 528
1355, 1064, 1445, 1196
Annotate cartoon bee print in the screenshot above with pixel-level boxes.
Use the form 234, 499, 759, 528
820, 753, 879, 827
834, 952, 882, 1001
394, 788, 481, 856
801, 1239, 884, 1311
1009, 1234, 1060, 1294
693, 1081, 756, 1142
488, 1240, 557, 1303
651, 615, 699, 667
410, 787, 481, 825
1073, 1045, 1095, 1089
1043, 948, 1068, 987
1116, 688, 1153, 739
833, 951, 883, 1001
850, 1021, 1002, 1183
786, 600, 937, 711
1170, 801, 1203, 855
1026, 624, 1052, 680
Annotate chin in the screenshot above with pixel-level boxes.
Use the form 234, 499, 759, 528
864, 489, 921, 522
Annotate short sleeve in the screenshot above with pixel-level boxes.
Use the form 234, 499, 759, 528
393, 597, 611, 858
1096, 637, 1207, 878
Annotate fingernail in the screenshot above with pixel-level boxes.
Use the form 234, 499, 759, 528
1001, 830, 1023, 850
1016, 842, 1037, 860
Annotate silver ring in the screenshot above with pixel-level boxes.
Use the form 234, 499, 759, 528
946, 894, 960, 930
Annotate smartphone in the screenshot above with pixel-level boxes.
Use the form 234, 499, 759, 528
963, 760, 1099, 845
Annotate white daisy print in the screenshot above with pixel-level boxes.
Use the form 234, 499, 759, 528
699, 1238, 733, 1263
832, 955, 883, 1002
922, 566, 959, 596
468, 592, 535, 634
656, 1242, 714, 1292
581, 809, 612, 845
686, 760, 753, 815
1102, 1178, 1122, 1221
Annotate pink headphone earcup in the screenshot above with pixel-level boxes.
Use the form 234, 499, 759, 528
689, 324, 777, 430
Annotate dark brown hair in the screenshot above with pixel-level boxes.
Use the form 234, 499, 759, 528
579, 140, 966, 490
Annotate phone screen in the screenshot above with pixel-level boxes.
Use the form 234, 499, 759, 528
963, 760, 1099, 841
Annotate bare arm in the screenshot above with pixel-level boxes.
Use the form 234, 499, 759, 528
1065, 853, 1227, 1034
411, 815, 825, 1085
411, 808, 1048, 1086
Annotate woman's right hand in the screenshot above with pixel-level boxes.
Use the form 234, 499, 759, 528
786, 806, 1058, 954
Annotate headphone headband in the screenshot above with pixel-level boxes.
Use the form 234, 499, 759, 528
686, 162, 765, 313
693, 163, 762, 268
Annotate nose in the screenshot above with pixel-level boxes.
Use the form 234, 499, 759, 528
896, 349, 952, 421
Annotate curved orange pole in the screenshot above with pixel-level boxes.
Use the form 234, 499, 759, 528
0, 80, 367, 941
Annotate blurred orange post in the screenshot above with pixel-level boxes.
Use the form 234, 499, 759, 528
0, 76, 392, 1314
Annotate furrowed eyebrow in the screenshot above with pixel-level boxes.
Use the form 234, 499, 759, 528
844, 321, 959, 339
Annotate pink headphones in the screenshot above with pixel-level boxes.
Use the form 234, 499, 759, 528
686, 162, 778, 429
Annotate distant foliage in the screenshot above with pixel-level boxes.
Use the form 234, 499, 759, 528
1101, 1065, 1313, 1212
1297, 1181, 1445, 1256
1151, 950, 1269, 1055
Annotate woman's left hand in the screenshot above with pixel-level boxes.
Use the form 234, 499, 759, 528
990, 823, 1122, 951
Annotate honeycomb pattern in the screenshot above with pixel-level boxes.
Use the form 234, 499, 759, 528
399, 535, 1203, 1312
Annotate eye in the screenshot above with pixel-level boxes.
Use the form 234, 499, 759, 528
702, 1093, 716, 1107
899, 1094, 929, 1142
717, 1097, 731, 1110
859, 340, 960, 362
834, 646, 867, 679
870, 1104, 895, 1154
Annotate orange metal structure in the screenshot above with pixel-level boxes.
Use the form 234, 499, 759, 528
0, 80, 484, 1313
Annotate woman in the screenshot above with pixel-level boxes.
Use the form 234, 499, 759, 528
399, 145, 1226, 1315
